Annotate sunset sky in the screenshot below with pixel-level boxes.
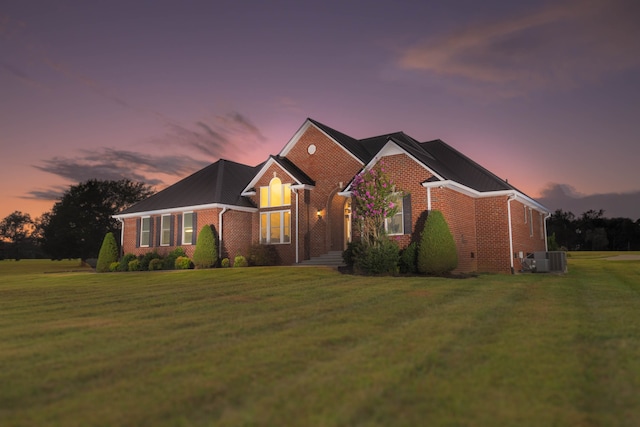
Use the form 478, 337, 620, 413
2, 0, 640, 222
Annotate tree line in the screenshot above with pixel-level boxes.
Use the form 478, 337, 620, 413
0, 179, 154, 261
547, 209, 640, 251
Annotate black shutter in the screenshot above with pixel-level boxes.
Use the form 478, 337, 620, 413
148, 217, 154, 247
169, 215, 175, 246
155, 217, 161, 247
135, 218, 141, 248
176, 214, 182, 246
403, 194, 412, 235
192, 212, 198, 245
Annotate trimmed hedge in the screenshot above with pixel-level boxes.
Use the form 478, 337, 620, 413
193, 225, 217, 269
96, 232, 119, 273
417, 210, 458, 275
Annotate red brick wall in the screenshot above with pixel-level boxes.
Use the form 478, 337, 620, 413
475, 197, 511, 273
430, 188, 478, 273
509, 200, 547, 271
285, 124, 363, 257
377, 154, 433, 249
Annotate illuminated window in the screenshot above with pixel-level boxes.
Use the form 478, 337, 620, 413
140, 217, 151, 247
260, 177, 291, 208
260, 211, 291, 244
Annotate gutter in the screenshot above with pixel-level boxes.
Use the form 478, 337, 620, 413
291, 188, 300, 264
543, 211, 552, 251
218, 207, 228, 258
507, 193, 517, 274
117, 218, 125, 257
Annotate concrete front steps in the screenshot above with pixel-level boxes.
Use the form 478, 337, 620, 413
296, 251, 345, 267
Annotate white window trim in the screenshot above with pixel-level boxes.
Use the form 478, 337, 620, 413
384, 194, 404, 236
160, 214, 171, 246
260, 210, 291, 245
182, 211, 194, 245
529, 208, 534, 237
260, 178, 291, 208
140, 216, 151, 247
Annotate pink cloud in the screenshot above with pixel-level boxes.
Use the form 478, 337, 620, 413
397, 0, 640, 96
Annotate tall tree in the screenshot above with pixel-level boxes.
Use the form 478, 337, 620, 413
40, 179, 154, 261
0, 211, 34, 260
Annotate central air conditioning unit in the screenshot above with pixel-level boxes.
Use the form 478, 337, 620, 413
520, 251, 567, 273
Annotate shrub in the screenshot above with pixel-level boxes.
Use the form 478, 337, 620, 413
233, 255, 248, 267
342, 241, 363, 267
109, 262, 119, 272
128, 259, 140, 271
149, 258, 163, 271
139, 251, 161, 271
118, 253, 137, 272
417, 210, 458, 275
399, 242, 418, 274
96, 232, 119, 273
175, 256, 193, 270
221, 258, 230, 268
248, 244, 278, 266
354, 238, 399, 275
163, 247, 186, 270
193, 225, 218, 269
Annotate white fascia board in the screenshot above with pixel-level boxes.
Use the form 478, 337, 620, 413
342, 140, 444, 194
279, 119, 364, 165
241, 157, 304, 195
113, 203, 258, 220
422, 180, 550, 213
291, 184, 314, 190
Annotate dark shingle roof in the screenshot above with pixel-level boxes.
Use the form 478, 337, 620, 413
117, 159, 259, 215
309, 119, 515, 194
271, 155, 315, 186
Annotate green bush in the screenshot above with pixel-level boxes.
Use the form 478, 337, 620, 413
221, 258, 230, 268
118, 253, 137, 272
139, 251, 161, 271
163, 247, 186, 270
417, 210, 458, 275
128, 259, 140, 271
109, 262, 119, 272
248, 244, 279, 266
399, 242, 418, 274
174, 256, 193, 270
193, 225, 218, 269
149, 258, 163, 271
96, 232, 119, 273
354, 238, 399, 275
233, 255, 248, 267
342, 241, 363, 267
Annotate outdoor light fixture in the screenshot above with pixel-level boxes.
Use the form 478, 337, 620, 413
317, 209, 323, 218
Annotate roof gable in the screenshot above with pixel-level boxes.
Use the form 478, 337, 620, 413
279, 119, 365, 165
241, 155, 315, 195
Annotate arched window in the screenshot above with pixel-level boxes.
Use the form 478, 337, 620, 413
259, 177, 292, 244
260, 177, 291, 208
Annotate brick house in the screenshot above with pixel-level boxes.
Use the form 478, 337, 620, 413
113, 118, 550, 273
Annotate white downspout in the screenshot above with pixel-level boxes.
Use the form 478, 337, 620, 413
118, 218, 125, 257
507, 194, 516, 274
292, 188, 299, 264
544, 212, 552, 251
427, 186, 432, 211
218, 207, 228, 258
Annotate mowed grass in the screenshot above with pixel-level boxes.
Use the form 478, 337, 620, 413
1, 254, 640, 426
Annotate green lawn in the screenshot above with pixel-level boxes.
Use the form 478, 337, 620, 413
1, 254, 640, 426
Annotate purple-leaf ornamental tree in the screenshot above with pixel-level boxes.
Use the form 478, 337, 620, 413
350, 161, 401, 247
